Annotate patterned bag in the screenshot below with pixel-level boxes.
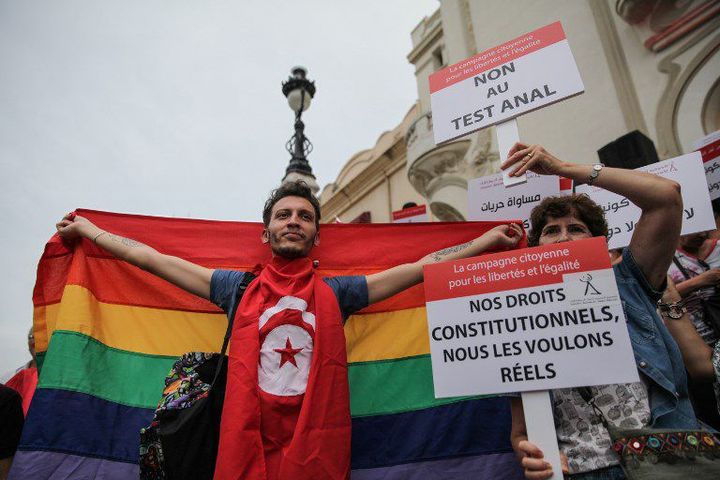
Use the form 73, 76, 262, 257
139, 352, 226, 479
611, 428, 720, 479
578, 387, 720, 479
139, 274, 254, 480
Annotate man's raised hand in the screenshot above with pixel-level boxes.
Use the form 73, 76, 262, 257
55, 212, 213, 299
484, 223, 525, 250
56, 214, 101, 242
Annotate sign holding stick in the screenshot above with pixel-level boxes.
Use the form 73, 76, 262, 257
429, 22, 584, 145
575, 152, 714, 249
497, 119, 528, 186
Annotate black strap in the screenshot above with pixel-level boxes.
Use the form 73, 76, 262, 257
577, 387, 611, 430
577, 386, 593, 403
211, 273, 256, 387
672, 255, 693, 281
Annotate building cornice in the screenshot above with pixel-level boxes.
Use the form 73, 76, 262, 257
407, 22, 443, 65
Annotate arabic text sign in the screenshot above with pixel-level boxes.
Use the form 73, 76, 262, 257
468, 172, 560, 228
392, 204, 429, 223
697, 137, 720, 201
423, 237, 638, 397
575, 152, 714, 249
429, 22, 584, 144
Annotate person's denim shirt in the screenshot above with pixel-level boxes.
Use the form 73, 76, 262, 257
614, 248, 698, 429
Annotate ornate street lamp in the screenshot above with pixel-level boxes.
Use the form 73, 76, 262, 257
281, 66, 319, 193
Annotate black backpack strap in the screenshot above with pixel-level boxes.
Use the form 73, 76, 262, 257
211, 272, 256, 387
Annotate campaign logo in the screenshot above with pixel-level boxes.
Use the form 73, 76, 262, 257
579, 273, 601, 296
564, 270, 617, 307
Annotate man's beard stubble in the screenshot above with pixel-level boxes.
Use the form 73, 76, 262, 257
270, 231, 315, 259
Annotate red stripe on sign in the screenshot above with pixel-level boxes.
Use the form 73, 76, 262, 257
423, 236, 610, 302
392, 205, 427, 221
699, 138, 720, 163
429, 22, 567, 94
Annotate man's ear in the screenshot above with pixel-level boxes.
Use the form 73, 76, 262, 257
261, 229, 269, 244
313, 231, 320, 246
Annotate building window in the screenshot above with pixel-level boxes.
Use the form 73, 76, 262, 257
432, 47, 446, 71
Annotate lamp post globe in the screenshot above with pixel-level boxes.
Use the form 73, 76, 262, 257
281, 66, 319, 193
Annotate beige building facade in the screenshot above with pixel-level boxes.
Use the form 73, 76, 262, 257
320, 0, 720, 222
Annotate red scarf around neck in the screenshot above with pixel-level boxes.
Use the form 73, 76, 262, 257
214, 256, 351, 480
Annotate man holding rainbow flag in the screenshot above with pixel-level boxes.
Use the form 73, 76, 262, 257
53, 181, 523, 480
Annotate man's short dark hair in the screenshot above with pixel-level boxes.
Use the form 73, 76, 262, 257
263, 181, 321, 228
528, 194, 608, 247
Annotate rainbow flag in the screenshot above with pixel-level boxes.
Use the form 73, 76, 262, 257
13, 209, 524, 479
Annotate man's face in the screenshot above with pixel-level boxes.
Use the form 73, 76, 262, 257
538, 215, 593, 246
262, 196, 319, 258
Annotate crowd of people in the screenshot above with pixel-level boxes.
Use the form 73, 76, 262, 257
2, 143, 720, 480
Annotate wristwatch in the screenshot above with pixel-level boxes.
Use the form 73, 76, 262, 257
586, 163, 604, 185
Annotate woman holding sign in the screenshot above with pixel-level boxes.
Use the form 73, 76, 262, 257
502, 144, 698, 479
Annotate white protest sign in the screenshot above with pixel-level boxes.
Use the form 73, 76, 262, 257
468, 171, 560, 229
693, 131, 720, 201
694, 130, 720, 150
575, 152, 714, 249
423, 237, 637, 397
392, 204, 429, 223
429, 22, 584, 145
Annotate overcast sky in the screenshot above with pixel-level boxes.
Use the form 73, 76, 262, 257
0, 0, 439, 372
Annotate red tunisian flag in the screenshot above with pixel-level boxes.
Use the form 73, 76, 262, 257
6, 366, 38, 416
214, 256, 350, 480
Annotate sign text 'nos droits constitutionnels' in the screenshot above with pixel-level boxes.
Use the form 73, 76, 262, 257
423, 237, 638, 398
429, 22, 584, 144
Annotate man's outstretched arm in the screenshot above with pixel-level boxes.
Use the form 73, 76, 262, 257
366, 223, 523, 305
56, 214, 213, 300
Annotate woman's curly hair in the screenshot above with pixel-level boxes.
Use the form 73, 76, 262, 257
527, 194, 608, 247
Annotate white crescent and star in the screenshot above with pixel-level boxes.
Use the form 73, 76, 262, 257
257, 296, 315, 396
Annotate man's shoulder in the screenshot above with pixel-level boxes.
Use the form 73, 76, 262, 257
323, 275, 367, 292
210, 269, 254, 312
211, 269, 255, 289
322, 275, 369, 320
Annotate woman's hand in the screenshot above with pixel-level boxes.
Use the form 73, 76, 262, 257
500, 143, 566, 177
516, 440, 569, 480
